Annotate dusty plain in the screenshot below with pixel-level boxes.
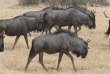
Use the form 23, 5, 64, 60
0, 0, 110, 74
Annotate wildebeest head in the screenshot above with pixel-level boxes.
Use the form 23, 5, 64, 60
72, 39, 90, 58
0, 30, 5, 52
88, 10, 96, 29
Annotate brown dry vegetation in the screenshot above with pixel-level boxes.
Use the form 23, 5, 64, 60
0, 0, 110, 74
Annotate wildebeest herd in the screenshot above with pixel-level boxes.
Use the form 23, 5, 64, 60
0, 6, 110, 72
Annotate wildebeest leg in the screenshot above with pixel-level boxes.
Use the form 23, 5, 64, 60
74, 25, 77, 35
25, 52, 38, 71
28, 32, 31, 36
12, 35, 20, 49
68, 25, 72, 31
54, 25, 58, 30
39, 52, 48, 71
59, 26, 61, 30
77, 25, 81, 31
24, 34, 29, 49
49, 30, 51, 34
41, 30, 45, 35
65, 52, 77, 72
49, 28, 52, 34
44, 29, 48, 35
57, 52, 63, 71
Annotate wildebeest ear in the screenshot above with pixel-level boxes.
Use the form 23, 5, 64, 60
83, 44, 90, 49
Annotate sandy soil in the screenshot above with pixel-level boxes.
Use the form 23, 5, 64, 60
0, 0, 110, 74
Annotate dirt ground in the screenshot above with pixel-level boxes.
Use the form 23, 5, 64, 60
0, 0, 110, 74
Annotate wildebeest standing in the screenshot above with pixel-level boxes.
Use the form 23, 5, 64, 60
74, 7, 96, 30
43, 7, 96, 35
23, 7, 62, 34
25, 29, 90, 71
0, 16, 43, 49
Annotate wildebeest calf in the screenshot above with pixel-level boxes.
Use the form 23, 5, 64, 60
25, 29, 90, 71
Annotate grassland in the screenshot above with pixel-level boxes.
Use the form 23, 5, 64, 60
0, 0, 110, 74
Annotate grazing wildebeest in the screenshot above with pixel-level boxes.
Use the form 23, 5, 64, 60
0, 16, 43, 49
0, 30, 5, 52
103, 11, 110, 37
43, 7, 96, 35
25, 29, 90, 71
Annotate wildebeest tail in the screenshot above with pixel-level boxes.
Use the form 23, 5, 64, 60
42, 12, 47, 31
43, 12, 47, 24
29, 40, 34, 57
105, 20, 110, 36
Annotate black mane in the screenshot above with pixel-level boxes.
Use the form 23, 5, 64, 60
41, 7, 51, 11
12, 15, 23, 19
52, 29, 77, 37
73, 6, 90, 14
42, 7, 65, 11
51, 7, 64, 10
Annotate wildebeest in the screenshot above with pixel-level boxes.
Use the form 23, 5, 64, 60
25, 29, 90, 71
103, 11, 110, 37
74, 7, 96, 30
0, 30, 5, 52
0, 16, 43, 49
23, 7, 64, 34
43, 7, 96, 35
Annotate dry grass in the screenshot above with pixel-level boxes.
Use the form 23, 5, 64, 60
0, 0, 110, 74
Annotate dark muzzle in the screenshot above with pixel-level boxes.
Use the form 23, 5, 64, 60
81, 49, 88, 58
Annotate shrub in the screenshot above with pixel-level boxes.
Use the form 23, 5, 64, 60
18, 0, 109, 6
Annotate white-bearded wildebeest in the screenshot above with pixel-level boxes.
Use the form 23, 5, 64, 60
43, 7, 96, 35
0, 16, 43, 49
25, 29, 90, 71
103, 11, 110, 37
23, 7, 64, 34
22, 7, 53, 34
74, 7, 96, 30
0, 30, 5, 52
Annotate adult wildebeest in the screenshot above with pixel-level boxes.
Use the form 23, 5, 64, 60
74, 7, 96, 30
25, 29, 90, 71
23, 7, 64, 34
23, 7, 53, 34
0, 30, 5, 52
43, 7, 96, 35
0, 16, 43, 49
103, 11, 110, 37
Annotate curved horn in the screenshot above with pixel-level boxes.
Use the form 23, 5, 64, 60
86, 39, 91, 43
92, 10, 96, 14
